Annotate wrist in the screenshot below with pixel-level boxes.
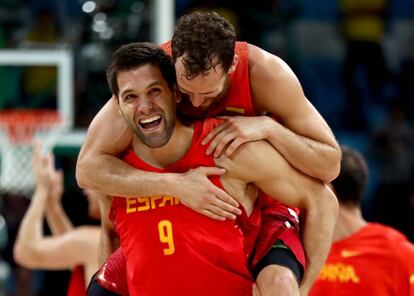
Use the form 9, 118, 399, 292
47, 203, 63, 213
263, 116, 280, 140
35, 186, 50, 196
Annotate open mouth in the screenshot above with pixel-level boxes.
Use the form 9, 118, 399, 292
139, 115, 162, 129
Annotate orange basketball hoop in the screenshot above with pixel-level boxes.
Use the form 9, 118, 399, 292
0, 109, 63, 195
0, 109, 61, 144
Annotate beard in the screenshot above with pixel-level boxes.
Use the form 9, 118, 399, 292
178, 75, 231, 119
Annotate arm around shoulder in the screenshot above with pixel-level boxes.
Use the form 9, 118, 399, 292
76, 97, 133, 191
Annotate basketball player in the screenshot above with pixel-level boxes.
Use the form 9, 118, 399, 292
14, 144, 101, 295
310, 146, 414, 296
88, 42, 337, 296
76, 12, 341, 295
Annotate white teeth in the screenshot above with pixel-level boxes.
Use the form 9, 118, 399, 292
139, 115, 161, 124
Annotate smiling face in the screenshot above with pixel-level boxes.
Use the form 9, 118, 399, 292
175, 56, 232, 113
116, 64, 177, 148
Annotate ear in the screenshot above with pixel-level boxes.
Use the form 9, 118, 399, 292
228, 54, 239, 74
173, 85, 182, 103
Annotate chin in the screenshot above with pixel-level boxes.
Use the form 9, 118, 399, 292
143, 137, 170, 148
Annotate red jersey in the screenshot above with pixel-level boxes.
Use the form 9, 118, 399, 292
309, 223, 414, 296
111, 118, 261, 296
161, 40, 304, 268
67, 266, 86, 296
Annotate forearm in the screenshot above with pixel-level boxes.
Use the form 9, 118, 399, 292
14, 188, 48, 265
299, 185, 338, 295
77, 153, 181, 197
266, 121, 340, 182
45, 204, 73, 236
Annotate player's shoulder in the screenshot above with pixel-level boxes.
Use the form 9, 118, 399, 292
367, 223, 408, 242
247, 43, 294, 85
247, 43, 283, 67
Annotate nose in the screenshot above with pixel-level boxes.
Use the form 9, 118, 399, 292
136, 97, 154, 114
190, 94, 205, 107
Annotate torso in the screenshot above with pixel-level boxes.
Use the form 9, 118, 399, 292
111, 119, 261, 296
309, 223, 414, 296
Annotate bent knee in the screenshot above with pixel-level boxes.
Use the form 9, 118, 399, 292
256, 265, 299, 296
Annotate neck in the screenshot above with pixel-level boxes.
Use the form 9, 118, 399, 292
133, 120, 194, 168
333, 203, 367, 242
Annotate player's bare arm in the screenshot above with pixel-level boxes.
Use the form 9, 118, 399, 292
15, 226, 99, 274
206, 44, 340, 183
14, 146, 100, 281
45, 169, 73, 236
216, 140, 339, 295
76, 98, 240, 220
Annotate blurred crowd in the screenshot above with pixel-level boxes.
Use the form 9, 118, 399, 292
0, 0, 413, 295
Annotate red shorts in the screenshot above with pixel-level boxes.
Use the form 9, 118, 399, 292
250, 193, 305, 271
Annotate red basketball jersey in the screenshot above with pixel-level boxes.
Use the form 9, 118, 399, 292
67, 266, 86, 296
310, 223, 414, 296
111, 118, 260, 296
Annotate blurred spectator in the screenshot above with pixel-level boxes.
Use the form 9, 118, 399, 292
340, 0, 390, 131
370, 100, 414, 239
19, 9, 61, 109
181, 0, 241, 36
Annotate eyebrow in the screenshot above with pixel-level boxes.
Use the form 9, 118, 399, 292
120, 81, 162, 97
178, 85, 218, 95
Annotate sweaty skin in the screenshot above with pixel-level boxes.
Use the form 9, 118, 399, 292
76, 44, 340, 217
94, 60, 338, 295
77, 42, 340, 296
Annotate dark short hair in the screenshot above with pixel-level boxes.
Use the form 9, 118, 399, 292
331, 146, 369, 205
107, 42, 176, 96
172, 11, 236, 79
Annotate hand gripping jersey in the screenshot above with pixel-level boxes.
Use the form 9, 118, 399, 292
309, 223, 414, 296
161, 41, 305, 269
111, 118, 261, 296
67, 266, 86, 296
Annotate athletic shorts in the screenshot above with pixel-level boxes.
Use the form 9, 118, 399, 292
87, 272, 121, 296
250, 193, 305, 282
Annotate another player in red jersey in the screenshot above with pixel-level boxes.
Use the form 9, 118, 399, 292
77, 12, 340, 295
88, 42, 337, 296
13, 144, 101, 296
310, 146, 414, 296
